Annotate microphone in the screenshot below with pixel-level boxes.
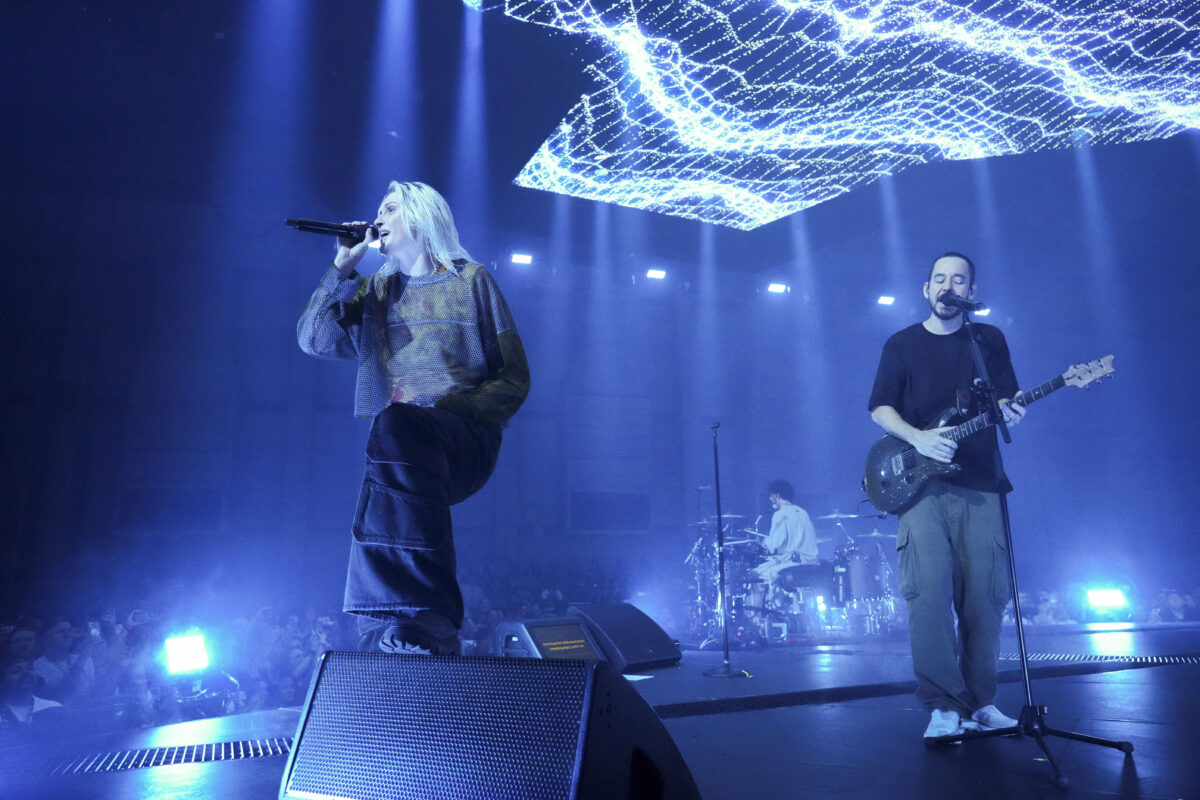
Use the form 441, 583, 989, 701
285, 218, 376, 241
938, 292, 986, 311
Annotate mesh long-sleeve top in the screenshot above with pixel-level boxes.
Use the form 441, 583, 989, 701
297, 261, 530, 427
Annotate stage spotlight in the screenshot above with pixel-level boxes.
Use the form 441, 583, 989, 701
766, 283, 788, 294
877, 296, 895, 305
510, 253, 533, 265
161, 632, 241, 720
646, 268, 666, 279
1086, 589, 1127, 609
974, 308, 991, 316
164, 633, 210, 675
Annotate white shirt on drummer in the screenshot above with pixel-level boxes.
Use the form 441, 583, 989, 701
767, 504, 819, 565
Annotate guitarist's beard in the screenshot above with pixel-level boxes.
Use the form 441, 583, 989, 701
930, 296, 964, 321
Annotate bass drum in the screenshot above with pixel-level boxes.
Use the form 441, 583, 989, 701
832, 546, 890, 605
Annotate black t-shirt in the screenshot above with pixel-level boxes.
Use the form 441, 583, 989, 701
868, 321, 1018, 492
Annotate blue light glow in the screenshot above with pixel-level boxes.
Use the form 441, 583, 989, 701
164, 634, 210, 675
1083, 622, 1136, 632
506, 0, 1200, 229
1087, 588, 1128, 608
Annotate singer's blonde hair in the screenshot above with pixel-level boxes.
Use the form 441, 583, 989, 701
377, 181, 473, 275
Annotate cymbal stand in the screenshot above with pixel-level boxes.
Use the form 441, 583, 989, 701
703, 423, 745, 678
930, 311, 1132, 787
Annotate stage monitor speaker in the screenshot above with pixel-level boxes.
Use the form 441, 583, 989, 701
568, 602, 682, 673
279, 651, 700, 800
494, 616, 605, 661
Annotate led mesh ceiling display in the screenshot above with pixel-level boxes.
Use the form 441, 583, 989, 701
503, 0, 1200, 229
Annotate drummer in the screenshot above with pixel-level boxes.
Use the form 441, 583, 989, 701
754, 480, 819, 582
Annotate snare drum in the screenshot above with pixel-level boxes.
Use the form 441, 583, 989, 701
723, 549, 760, 587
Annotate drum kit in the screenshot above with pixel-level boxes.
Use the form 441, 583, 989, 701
685, 510, 905, 646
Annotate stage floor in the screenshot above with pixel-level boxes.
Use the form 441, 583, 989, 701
643, 623, 1200, 799
8, 623, 1199, 799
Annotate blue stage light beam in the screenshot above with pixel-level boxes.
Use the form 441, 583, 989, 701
358, 0, 421, 211
501, 0, 1200, 229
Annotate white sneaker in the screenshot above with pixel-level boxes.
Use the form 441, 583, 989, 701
972, 704, 1019, 730
923, 709, 964, 740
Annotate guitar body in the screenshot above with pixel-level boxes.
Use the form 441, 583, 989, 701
861, 354, 1114, 515
862, 408, 962, 514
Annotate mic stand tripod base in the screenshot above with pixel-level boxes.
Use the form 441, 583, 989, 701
926, 703, 1134, 789
702, 663, 747, 678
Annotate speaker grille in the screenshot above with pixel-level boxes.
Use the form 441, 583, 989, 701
284, 653, 592, 800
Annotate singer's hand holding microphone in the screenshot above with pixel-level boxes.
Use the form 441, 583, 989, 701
333, 221, 377, 274
284, 218, 378, 274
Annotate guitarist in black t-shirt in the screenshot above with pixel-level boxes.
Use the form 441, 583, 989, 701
867, 252, 1027, 743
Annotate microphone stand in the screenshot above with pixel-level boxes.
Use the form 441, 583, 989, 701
703, 423, 745, 679
930, 310, 1132, 787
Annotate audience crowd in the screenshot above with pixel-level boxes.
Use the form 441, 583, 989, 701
0, 554, 637, 746
2, 558, 1195, 747
1001, 583, 1199, 627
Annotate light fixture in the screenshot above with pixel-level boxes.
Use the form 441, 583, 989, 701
164, 633, 210, 675
1086, 589, 1127, 609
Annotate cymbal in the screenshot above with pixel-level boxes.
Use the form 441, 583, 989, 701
817, 512, 883, 519
723, 539, 753, 546
816, 537, 833, 544
856, 531, 897, 539
689, 514, 746, 526
739, 528, 766, 536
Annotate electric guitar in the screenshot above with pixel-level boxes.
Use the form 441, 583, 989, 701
862, 355, 1114, 514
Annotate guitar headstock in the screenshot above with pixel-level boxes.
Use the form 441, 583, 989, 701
1063, 355, 1114, 389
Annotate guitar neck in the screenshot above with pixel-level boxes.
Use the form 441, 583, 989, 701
948, 375, 1065, 442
